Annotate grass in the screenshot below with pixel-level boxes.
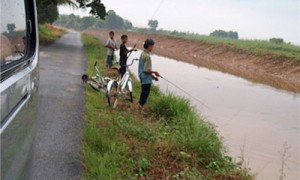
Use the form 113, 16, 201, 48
81, 33, 252, 179
130, 28, 300, 64
38, 24, 67, 45
173, 34, 300, 64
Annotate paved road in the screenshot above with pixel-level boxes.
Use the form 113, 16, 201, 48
25, 32, 86, 180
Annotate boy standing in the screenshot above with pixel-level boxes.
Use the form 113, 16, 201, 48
138, 39, 159, 107
119, 34, 135, 77
105, 31, 117, 68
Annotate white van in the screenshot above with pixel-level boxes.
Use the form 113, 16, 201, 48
0, 0, 39, 179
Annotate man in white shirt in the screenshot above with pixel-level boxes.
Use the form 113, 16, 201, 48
105, 31, 117, 68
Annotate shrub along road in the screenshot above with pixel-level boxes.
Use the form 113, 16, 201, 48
25, 32, 86, 179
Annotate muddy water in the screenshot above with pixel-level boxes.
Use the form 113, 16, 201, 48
118, 50, 300, 180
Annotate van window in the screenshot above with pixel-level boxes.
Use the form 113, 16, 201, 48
0, 0, 27, 68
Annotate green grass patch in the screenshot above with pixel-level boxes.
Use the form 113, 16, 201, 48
38, 24, 67, 45
81, 33, 253, 179
176, 34, 300, 64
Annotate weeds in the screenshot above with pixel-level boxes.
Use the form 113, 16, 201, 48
279, 142, 290, 180
81, 33, 252, 179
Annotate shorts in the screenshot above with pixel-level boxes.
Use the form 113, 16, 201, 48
106, 55, 114, 68
119, 59, 127, 76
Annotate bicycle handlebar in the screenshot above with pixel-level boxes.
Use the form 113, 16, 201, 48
126, 58, 139, 67
94, 61, 98, 67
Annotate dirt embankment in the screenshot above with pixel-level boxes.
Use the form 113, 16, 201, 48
84, 29, 300, 93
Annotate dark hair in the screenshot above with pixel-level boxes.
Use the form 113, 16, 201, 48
143, 39, 155, 49
121, 34, 128, 40
109, 31, 114, 35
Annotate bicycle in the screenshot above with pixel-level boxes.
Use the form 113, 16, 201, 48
106, 58, 139, 108
82, 61, 111, 92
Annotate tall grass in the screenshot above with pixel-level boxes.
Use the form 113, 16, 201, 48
81, 33, 252, 179
150, 93, 223, 160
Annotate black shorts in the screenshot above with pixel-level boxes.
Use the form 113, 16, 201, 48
119, 59, 127, 76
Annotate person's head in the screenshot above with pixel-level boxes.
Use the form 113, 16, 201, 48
143, 39, 155, 52
109, 31, 114, 39
121, 34, 128, 44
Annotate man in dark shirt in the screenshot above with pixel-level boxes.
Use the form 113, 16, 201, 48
119, 34, 135, 77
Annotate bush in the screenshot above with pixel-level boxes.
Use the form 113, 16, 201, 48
270, 38, 284, 44
149, 93, 223, 161
210, 30, 239, 39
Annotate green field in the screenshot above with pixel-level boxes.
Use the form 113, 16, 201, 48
81, 33, 252, 179
132, 27, 300, 63
176, 34, 300, 63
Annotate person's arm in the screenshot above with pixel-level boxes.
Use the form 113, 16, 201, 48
105, 39, 111, 48
152, 74, 159, 81
106, 45, 114, 49
143, 57, 159, 77
105, 39, 115, 49
127, 44, 137, 54
121, 45, 135, 56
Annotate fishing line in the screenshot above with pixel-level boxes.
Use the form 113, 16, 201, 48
149, 0, 165, 20
159, 75, 210, 109
124, 1, 208, 109
127, 0, 165, 59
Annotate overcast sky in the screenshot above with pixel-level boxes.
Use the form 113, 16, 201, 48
59, 0, 300, 45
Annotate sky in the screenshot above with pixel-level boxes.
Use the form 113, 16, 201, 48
59, 0, 300, 45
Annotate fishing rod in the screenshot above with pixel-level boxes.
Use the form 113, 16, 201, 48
127, 0, 165, 59
158, 75, 210, 109
126, 43, 137, 58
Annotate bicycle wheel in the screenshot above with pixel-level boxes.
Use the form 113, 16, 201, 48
107, 82, 118, 108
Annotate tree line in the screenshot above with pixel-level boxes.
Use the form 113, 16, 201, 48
37, 0, 288, 43
209, 30, 239, 39
37, 0, 106, 24
54, 10, 133, 30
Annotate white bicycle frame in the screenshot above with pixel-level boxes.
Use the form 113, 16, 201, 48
107, 71, 133, 94
91, 64, 111, 86
107, 58, 138, 98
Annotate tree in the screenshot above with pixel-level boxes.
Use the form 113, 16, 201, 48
80, 16, 96, 30
123, 20, 133, 30
105, 10, 124, 29
95, 19, 105, 28
77, 0, 106, 19
54, 12, 133, 30
269, 38, 284, 44
228, 31, 239, 39
210, 30, 228, 38
37, 0, 106, 24
37, 0, 59, 24
148, 20, 158, 31
210, 30, 239, 39
6, 23, 16, 34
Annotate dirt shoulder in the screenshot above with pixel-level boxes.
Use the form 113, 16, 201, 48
84, 29, 300, 93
